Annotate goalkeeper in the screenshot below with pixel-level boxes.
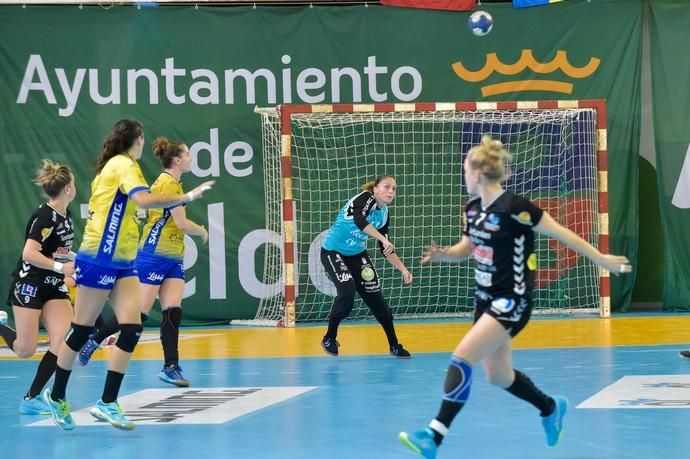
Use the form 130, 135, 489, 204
399, 136, 632, 458
320, 175, 412, 358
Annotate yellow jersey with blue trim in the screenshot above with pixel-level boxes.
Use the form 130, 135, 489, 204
77, 154, 150, 269
138, 173, 185, 260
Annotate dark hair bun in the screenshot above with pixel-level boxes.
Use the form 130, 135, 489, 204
152, 136, 169, 157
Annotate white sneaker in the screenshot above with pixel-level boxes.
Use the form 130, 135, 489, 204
0, 311, 8, 326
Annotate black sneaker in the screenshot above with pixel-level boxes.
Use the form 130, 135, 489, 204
680, 350, 690, 359
390, 343, 411, 358
321, 336, 340, 356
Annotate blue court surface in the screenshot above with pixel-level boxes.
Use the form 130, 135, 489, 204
1, 338, 689, 459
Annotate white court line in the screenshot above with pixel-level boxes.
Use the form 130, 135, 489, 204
0, 332, 221, 358
618, 349, 683, 353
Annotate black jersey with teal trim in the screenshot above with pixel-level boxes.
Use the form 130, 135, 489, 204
322, 190, 389, 256
463, 191, 544, 297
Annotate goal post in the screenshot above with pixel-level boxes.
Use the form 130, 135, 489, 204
236, 100, 609, 328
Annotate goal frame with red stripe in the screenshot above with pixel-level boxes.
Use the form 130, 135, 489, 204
270, 99, 609, 327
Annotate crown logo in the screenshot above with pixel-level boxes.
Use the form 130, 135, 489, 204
451, 49, 600, 97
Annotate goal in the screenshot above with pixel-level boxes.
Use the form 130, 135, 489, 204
239, 100, 609, 327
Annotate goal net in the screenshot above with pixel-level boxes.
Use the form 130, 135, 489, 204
239, 101, 608, 327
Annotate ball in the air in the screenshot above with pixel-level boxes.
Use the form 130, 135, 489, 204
468, 11, 493, 37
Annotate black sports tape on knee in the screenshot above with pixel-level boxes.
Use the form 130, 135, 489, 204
115, 323, 143, 353
65, 323, 94, 352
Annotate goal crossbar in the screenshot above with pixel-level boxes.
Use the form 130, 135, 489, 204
239, 100, 609, 328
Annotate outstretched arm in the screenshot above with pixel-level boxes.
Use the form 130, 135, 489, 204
385, 252, 412, 284
534, 212, 631, 275
131, 181, 215, 210
421, 236, 473, 265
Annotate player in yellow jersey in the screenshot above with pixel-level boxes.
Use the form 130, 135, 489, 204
78, 137, 208, 387
42, 119, 214, 431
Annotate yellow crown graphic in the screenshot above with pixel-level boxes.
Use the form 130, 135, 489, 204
451, 49, 600, 97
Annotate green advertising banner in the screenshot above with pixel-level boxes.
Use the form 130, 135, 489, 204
0, 1, 640, 322
649, 0, 690, 310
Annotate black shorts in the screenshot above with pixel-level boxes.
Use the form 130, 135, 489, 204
6, 275, 70, 310
320, 249, 382, 295
473, 291, 533, 338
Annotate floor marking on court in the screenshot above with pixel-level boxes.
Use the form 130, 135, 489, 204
27, 386, 318, 427
619, 349, 681, 353
0, 332, 220, 358
578, 375, 690, 409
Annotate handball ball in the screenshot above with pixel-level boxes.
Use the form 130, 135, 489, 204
468, 11, 493, 37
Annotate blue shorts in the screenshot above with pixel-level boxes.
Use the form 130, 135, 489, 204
136, 253, 185, 285
75, 259, 138, 290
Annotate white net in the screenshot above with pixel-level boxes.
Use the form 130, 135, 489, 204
248, 106, 600, 326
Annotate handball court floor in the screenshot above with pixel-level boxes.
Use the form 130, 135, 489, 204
1, 314, 690, 459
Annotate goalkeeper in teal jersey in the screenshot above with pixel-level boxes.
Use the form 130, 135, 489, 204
320, 175, 412, 358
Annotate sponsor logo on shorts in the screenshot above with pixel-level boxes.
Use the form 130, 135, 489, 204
98, 274, 117, 286
335, 272, 353, 283
490, 297, 515, 314
44, 276, 62, 286
361, 267, 375, 282
20, 283, 38, 298
147, 272, 165, 282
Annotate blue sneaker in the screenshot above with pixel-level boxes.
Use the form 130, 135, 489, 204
159, 364, 190, 387
19, 396, 50, 415
41, 388, 75, 430
399, 428, 437, 459
321, 336, 340, 356
90, 399, 135, 430
78, 338, 99, 366
542, 395, 568, 447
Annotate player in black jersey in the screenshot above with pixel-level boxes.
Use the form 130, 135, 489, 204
0, 160, 77, 415
400, 136, 632, 458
